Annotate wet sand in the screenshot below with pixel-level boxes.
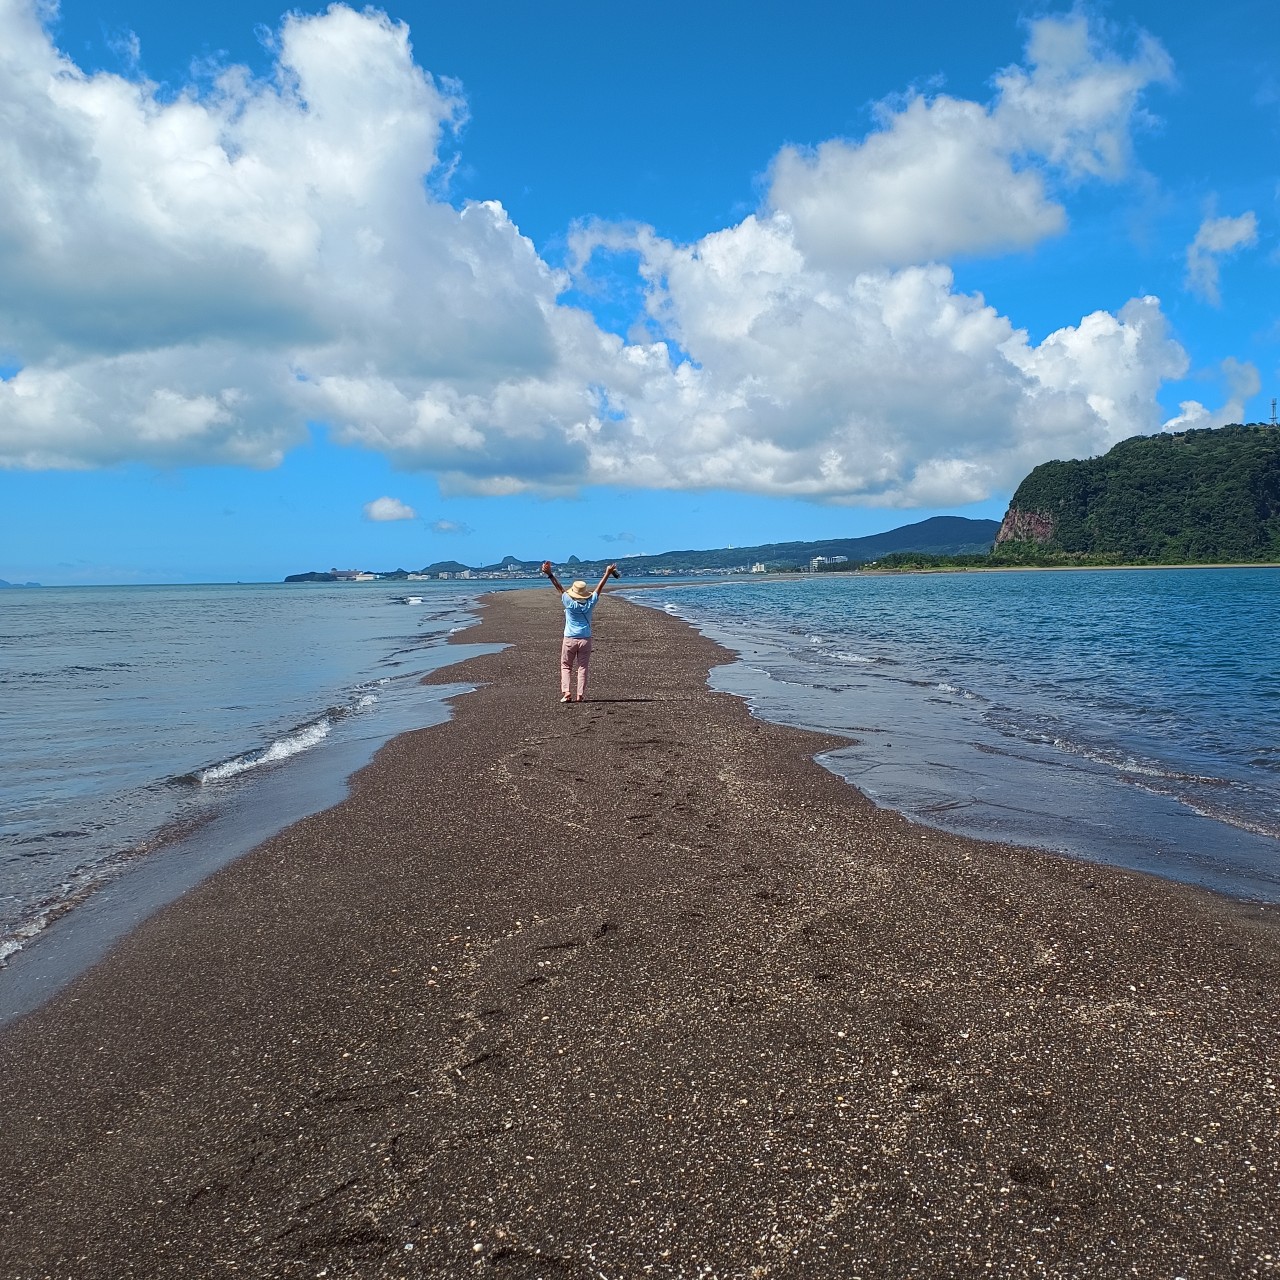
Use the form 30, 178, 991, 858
2, 590, 1278, 1279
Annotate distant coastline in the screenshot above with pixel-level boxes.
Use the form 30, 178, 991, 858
282, 515, 1001, 582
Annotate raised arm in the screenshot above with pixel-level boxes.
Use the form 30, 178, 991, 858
540, 561, 566, 594
595, 563, 621, 596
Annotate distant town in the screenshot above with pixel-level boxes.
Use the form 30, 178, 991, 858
293, 561, 801, 583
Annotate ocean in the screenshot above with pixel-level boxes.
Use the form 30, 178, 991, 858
2, 568, 1277, 1016
0, 581, 509, 987
625, 567, 1280, 903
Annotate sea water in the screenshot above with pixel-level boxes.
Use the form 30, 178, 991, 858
0, 580, 511, 970
626, 567, 1280, 902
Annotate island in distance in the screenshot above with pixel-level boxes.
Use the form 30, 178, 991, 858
0, 579, 41, 588
283, 515, 1000, 583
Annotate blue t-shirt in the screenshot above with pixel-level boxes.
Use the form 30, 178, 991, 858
561, 592, 598, 638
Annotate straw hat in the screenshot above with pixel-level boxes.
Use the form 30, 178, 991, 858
566, 580, 592, 600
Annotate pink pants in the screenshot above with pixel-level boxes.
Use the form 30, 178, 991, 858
560, 637, 592, 698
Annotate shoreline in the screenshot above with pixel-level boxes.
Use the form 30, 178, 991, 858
625, 578, 1280, 907
2, 590, 1278, 1276
850, 561, 1280, 575
722, 562, 1280, 580
0, 639, 501, 1028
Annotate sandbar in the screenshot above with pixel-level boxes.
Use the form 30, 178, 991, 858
1, 590, 1277, 1277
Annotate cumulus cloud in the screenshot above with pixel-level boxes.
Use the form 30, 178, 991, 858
0, 2, 1204, 506
1186, 211, 1258, 304
0, 0, 536, 470
1162, 357, 1261, 432
363, 496, 416, 521
766, 13, 1172, 274
569, 222, 1189, 503
429, 519, 471, 534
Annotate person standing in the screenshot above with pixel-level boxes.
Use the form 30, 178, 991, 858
540, 561, 620, 703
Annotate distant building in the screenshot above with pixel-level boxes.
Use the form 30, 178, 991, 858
809, 555, 848, 571
750, 562, 767, 573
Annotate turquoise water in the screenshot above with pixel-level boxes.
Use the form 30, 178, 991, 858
627, 568, 1280, 902
0, 581, 509, 962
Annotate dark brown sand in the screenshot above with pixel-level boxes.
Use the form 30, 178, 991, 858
2, 591, 1278, 1279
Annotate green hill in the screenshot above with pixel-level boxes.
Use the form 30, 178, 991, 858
994, 424, 1280, 564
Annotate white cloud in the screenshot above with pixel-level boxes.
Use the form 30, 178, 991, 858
569, 223, 1189, 503
1162, 357, 1261, 432
429, 519, 471, 534
0, 0, 537, 469
766, 13, 1172, 274
364, 496, 416, 521
767, 98, 1065, 275
0, 3, 1208, 508
991, 14, 1173, 181
1186, 211, 1259, 305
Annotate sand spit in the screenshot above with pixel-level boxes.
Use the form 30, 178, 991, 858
1, 590, 1277, 1278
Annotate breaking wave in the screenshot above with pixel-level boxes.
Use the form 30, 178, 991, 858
174, 684, 386, 786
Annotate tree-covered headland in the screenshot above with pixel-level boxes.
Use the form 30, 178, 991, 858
991, 424, 1280, 565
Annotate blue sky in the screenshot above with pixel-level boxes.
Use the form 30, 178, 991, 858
1, 0, 1275, 583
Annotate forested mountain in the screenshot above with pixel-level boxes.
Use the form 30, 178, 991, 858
995, 424, 1280, 563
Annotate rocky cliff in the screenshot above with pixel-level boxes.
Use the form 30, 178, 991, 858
995, 507, 1056, 546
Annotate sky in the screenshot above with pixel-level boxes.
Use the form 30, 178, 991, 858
0, 0, 1276, 584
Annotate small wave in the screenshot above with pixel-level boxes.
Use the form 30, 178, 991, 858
195, 718, 333, 784
931, 682, 980, 701
0, 860, 126, 965
1129, 782, 1280, 840
838, 651, 900, 668
0, 932, 35, 964
1050, 738, 1230, 787
173, 678, 391, 788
